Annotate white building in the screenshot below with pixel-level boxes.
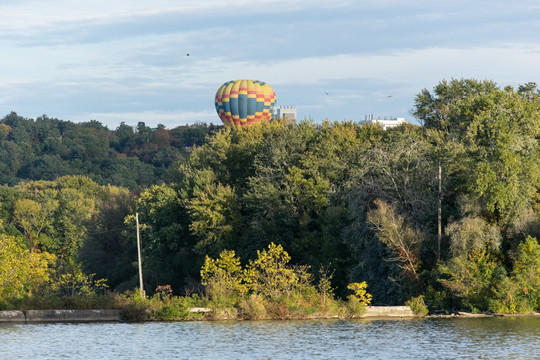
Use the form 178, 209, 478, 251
276, 105, 297, 122
363, 114, 405, 130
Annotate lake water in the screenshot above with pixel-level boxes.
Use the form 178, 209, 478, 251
0, 317, 539, 359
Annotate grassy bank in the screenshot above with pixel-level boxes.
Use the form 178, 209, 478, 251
0, 291, 370, 321
122, 289, 370, 321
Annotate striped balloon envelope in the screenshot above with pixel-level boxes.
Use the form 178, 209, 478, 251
215, 80, 276, 129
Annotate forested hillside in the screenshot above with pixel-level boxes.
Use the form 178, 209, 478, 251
1, 79, 539, 314
0, 112, 220, 188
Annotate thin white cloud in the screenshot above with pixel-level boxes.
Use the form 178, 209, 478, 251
71, 110, 217, 128
4, 43, 540, 89
0, 0, 349, 31
182, 44, 540, 87
3, 43, 540, 123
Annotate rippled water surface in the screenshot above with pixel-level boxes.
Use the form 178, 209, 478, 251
1, 317, 539, 359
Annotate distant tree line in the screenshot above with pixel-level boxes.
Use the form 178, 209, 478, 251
0, 79, 538, 314
0, 112, 221, 188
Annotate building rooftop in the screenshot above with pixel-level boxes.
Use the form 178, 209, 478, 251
362, 115, 405, 130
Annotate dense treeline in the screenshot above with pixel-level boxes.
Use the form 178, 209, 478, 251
0, 112, 220, 188
0, 79, 539, 314
0, 176, 133, 304
134, 79, 539, 312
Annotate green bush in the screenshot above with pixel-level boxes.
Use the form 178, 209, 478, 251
345, 296, 368, 316
120, 302, 149, 321
439, 248, 507, 312
148, 293, 208, 321
152, 304, 186, 320
200, 250, 246, 307
406, 295, 429, 316
119, 290, 150, 321
423, 285, 452, 313
511, 236, 540, 311
488, 277, 532, 314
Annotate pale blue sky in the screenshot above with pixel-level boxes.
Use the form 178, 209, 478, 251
1, 0, 539, 129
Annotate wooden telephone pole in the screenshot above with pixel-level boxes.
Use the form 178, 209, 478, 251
136, 212, 144, 297
437, 160, 442, 261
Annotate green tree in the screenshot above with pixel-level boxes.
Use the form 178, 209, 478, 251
358, 124, 438, 230
0, 234, 55, 302
446, 216, 502, 258
239, 121, 330, 264
439, 248, 507, 312
243, 242, 311, 299
200, 250, 246, 305
412, 80, 540, 228
464, 88, 540, 226
80, 185, 137, 291
13, 196, 58, 250
136, 183, 197, 294
412, 78, 498, 136
511, 236, 540, 310
12, 176, 97, 260
187, 182, 241, 256
51, 187, 95, 259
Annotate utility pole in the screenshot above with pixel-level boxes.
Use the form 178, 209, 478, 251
437, 160, 442, 261
136, 212, 144, 297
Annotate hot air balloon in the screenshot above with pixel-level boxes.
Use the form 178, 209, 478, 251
215, 80, 276, 129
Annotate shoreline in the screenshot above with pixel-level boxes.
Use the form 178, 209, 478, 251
0, 309, 122, 323
428, 311, 540, 319
1, 307, 539, 323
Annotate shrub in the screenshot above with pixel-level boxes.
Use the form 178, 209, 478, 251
347, 282, 372, 306
345, 297, 368, 316
263, 299, 290, 319
488, 276, 532, 314
155, 285, 173, 300
317, 267, 335, 306
52, 265, 108, 297
243, 243, 299, 299
439, 248, 507, 312
197, 244, 375, 319
200, 250, 246, 307
406, 295, 429, 316
423, 285, 452, 313
511, 236, 540, 311
121, 302, 149, 321
118, 290, 151, 321
238, 294, 267, 320
343, 282, 372, 317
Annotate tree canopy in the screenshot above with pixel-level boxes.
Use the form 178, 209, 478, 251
0, 112, 220, 189
0, 79, 538, 314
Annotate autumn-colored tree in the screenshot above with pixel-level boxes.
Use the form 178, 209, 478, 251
367, 199, 423, 284
347, 282, 372, 306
